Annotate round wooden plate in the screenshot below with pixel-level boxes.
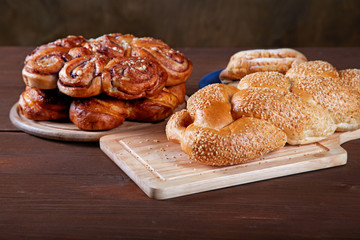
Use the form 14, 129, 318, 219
9, 101, 185, 142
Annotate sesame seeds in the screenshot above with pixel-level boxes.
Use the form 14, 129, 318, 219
166, 60, 360, 165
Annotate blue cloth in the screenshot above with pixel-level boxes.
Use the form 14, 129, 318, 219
199, 68, 224, 89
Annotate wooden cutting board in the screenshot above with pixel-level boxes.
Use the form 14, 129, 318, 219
100, 121, 360, 200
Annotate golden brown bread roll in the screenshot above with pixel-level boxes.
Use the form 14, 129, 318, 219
237, 71, 291, 92
51, 35, 87, 48
58, 55, 107, 98
68, 46, 93, 59
186, 84, 239, 129
131, 37, 193, 86
232, 85, 336, 145
166, 60, 360, 165
126, 83, 186, 122
83, 33, 135, 58
70, 97, 130, 131
235, 71, 337, 144
285, 60, 339, 79
166, 109, 193, 144
70, 84, 186, 130
166, 83, 186, 105
180, 117, 287, 166
18, 86, 71, 121
286, 61, 360, 131
22, 36, 86, 90
339, 69, 360, 94
102, 56, 167, 100
166, 84, 287, 165
219, 48, 307, 85
22, 46, 72, 89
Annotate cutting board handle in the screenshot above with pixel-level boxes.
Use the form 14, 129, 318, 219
339, 129, 360, 144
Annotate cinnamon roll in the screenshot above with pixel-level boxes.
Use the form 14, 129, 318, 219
131, 37, 193, 86
52, 35, 87, 48
68, 46, 93, 59
102, 56, 167, 100
18, 86, 71, 121
22, 46, 72, 89
58, 55, 107, 98
84, 33, 135, 59
69, 97, 129, 131
167, 83, 186, 105
18, 33, 194, 131
24, 35, 86, 62
127, 83, 186, 122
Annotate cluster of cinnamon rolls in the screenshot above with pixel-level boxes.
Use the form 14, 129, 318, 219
18, 34, 192, 130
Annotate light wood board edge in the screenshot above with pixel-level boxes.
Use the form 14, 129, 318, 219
100, 127, 360, 200
9, 102, 175, 142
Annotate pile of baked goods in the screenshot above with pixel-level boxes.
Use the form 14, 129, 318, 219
18, 34, 192, 130
166, 49, 360, 166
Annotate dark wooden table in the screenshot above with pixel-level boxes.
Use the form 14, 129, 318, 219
1, 47, 360, 239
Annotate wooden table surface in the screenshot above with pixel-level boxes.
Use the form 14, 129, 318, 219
1, 47, 360, 239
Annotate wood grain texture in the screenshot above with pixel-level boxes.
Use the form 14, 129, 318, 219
1, 47, 360, 239
100, 121, 359, 199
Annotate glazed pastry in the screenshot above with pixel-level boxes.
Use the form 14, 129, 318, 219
166, 83, 186, 105
51, 35, 87, 48
58, 55, 107, 98
285, 60, 339, 79
22, 46, 72, 89
219, 48, 307, 85
102, 56, 167, 100
126, 83, 186, 122
70, 83, 186, 130
18, 86, 70, 120
68, 46, 93, 59
22, 36, 87, 90
70, 97, 129, 131
131, 37, 193, 86
84, 33, 135, 58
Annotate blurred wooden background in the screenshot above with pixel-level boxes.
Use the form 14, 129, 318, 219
1, 0, 359, 48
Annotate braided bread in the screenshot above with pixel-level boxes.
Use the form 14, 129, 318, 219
19, 34, 192, 130
219, 48, 307, 85
166, 60, 360, 166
